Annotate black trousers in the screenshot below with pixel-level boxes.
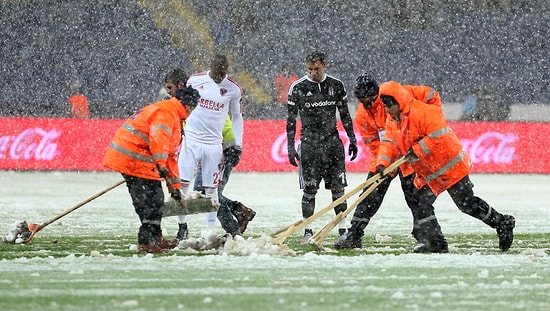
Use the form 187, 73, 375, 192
446, 175, 503, 228
122, 174, 164, 244
414, 175, 504, 244
349, 171, 419, 239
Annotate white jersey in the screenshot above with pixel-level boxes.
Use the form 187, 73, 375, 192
185, 71, 243, 146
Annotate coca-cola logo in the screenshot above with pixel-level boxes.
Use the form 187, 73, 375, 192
271, 131, 366, 163
461, 132, 517, 164
271, 130, 517, 165
0, 128, 61, 161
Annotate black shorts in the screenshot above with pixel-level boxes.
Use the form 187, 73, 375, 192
298, 138, 347, 190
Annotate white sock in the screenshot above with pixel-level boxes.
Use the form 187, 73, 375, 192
180, 180, 190, 195
205, 212, 217, 229
338, 216, 347, 228
204, 188, 219, 229
178, 181, 191, 224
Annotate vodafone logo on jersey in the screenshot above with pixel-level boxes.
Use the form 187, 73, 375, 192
304, 100, 336, 108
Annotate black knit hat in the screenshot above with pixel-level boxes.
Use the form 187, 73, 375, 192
175, 86, 200, 107
353, 73, 379, 98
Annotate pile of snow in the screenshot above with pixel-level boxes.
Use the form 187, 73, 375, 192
3, 220, 31, 244
221, 235, 296, 256
177, 230, 230, 252
375, 233, 392, 243
176, 231, 296, 256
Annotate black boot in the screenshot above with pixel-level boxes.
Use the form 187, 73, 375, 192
413, 217, 448, 253
230, 201, 256, 234
496, 215, 515, 251
413, 240, 449, 253
335, 228, 363, 249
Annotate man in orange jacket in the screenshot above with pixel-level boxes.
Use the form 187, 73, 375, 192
103, 86, 200, 254
376, 81, 515, 253
336, 74, 442, 249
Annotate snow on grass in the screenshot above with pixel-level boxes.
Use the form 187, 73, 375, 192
1, 171, 550, 310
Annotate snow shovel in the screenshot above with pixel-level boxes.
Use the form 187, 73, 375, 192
23, 179, 126, 244
270, 177, 379, 244
161, 191, 219, 217
271, 156, 407, 246
270, 172, 382, 238
309, 175, 387, 250
162, 179, 220, 218
309, 156, 408, 249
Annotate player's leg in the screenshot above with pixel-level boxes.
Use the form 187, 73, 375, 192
326, 142, 349, 242
176, 139, 200, 239
219, 151, 256, 234
298, 143, 320, 243
200, 143, 228, 233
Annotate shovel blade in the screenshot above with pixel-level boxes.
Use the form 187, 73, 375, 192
161, 198, 219, 217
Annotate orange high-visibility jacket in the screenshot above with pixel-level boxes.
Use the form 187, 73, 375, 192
355, 82, 441, 173
376, 81, 472, 195
103, 97, 188, 189
68, 93, 90, 118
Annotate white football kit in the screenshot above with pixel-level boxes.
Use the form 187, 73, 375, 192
177, 71, 243, 229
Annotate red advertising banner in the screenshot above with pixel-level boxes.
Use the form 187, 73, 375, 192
0, 117, 123, 171
1, 117, 549, 173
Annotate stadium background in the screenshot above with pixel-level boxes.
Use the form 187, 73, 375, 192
0, 0, 547, 120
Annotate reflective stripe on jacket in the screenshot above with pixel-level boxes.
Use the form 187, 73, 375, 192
102, 97, 187, 189
355, 82, 442, 174
376, 81, 472, 195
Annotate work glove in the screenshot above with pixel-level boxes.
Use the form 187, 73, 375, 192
406, 147, 419, 162
287, 143, 300, 167
375, 165, 386, 177
224, 145, 242, 167
348, 142, 358, 161
170, 188, 183, 201
157, 164, 170, 179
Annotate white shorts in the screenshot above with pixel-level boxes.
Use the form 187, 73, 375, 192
178, 139, 224, 188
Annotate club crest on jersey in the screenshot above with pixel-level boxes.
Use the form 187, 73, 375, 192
220, 88, 228, 96
329, 87, 334, 96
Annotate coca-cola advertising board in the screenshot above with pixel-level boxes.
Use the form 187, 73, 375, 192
238, 120, 550, 174
1, 117, 549, 173
0, 117, 122, 171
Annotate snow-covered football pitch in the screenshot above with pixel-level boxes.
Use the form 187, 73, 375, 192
1, 171, 549, 311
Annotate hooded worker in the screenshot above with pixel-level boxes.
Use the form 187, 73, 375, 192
375, 81, 515, 253
337, 75, 444, 250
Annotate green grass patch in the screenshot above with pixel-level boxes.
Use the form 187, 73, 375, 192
2, 232, 548, 259
1, 233, 549, 311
